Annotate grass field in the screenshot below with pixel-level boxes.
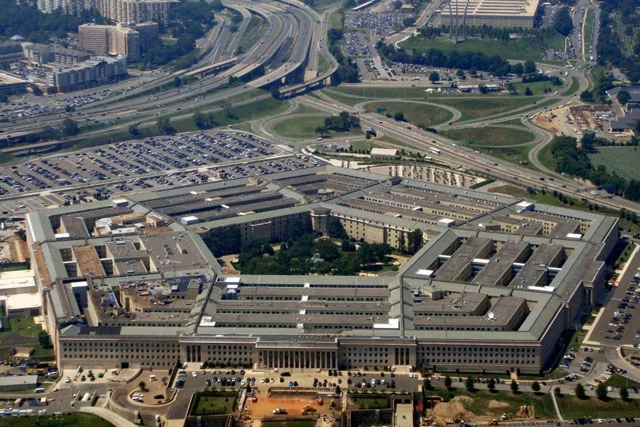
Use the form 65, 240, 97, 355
583, 7, 595, 57
440, 126, 535, 147
261, 421, 315, 427
0, 413, 113, 427
510, 81, 556, 96
432, 96, 542, 121
424, 389, 557, 420
350, 140, 373, 152
604, 374, 640, 389
271, 115, 352, 139
192, 393, 237, 415
364, 101, 453, 127
0, 317, 54, 360
351, 396, 390, 409
473, 143, 536, 165
400, 33, 565, 62
555, 394, 640, 419
588, 146, 640, 181
565, 77, 580, 96
324, 86, 430, 102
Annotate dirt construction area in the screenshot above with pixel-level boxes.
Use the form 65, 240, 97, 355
244, 388, 340, 419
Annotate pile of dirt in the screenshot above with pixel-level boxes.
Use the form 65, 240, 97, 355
432, 395, 475, 422
488, 400, 509, 409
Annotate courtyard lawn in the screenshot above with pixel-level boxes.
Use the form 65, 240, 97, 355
351, 396, 390, 409
190, 391, 237, 415
0, 317, 54, 360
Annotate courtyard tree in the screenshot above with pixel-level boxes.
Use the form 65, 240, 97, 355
575, 383, 587, 399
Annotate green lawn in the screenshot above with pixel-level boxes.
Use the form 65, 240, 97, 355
424, 389, 557, 420
350, 140, 373, 152
588, 146, 640, 182
432, 96, 543, 121
192, 394, 237, 415
0, 413, 113, 427
351, 396, 390, 409
583, 8, 595, 57
604, 374, 640, 389
510, 81, 557, 96
272, 115, 353, 139
400, 33, 565, 62
364, 101, 453, 127
473, 143, 536, 165
0, 317, 54, 360
324, 86, 430, 103
565, 77, 580, 96
555, 394, 640, 419
440, 126, 536, 147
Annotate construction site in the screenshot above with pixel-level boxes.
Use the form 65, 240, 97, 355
241, 386, 341, 426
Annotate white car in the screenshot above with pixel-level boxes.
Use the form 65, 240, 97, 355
192, 372, 198, 377
65, 377, 71, 383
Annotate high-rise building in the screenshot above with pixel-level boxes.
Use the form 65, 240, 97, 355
79, 23, 141, 62
37, 0, 178, 26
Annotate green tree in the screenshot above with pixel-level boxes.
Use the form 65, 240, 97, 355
62, 118, 79, 136
531, 381, 541, 393
523, 60, 536, 75
596, 383, 608, 400
38, 331, 53, 349
487, 378, 496, 393
478, 84, 488, 94
393, 112, 406, 122
465, 377, 475, 392
424, 378, 433, 390
398, 233, 406, 254
407, 229, 423, 254
128, 123, 140, 136
553, 7, 573, 36
444, 376, 452, 390
157, 117, 175, 135
315, 238, 340, 262
138, 381, 146, 391
580, 90, 595, 103
620, 386, 629, 401
524, 87, 533, 96
510, 380, 519, 394
327, 217, 348, 239
617, 90, 631, 105
575, 383, 587, 399
429, 71, 440, 83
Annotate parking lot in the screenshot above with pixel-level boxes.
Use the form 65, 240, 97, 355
0, 131, 323, 216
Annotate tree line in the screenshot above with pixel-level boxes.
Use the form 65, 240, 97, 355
0, 0, 107, 42
551, 135, 640, 202
596, 0, 640, 83
377, 41, 524, 77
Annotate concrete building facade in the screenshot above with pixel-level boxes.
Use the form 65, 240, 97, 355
27, 165, 618, 375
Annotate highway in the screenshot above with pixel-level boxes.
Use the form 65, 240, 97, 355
298, 90, 640, 216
